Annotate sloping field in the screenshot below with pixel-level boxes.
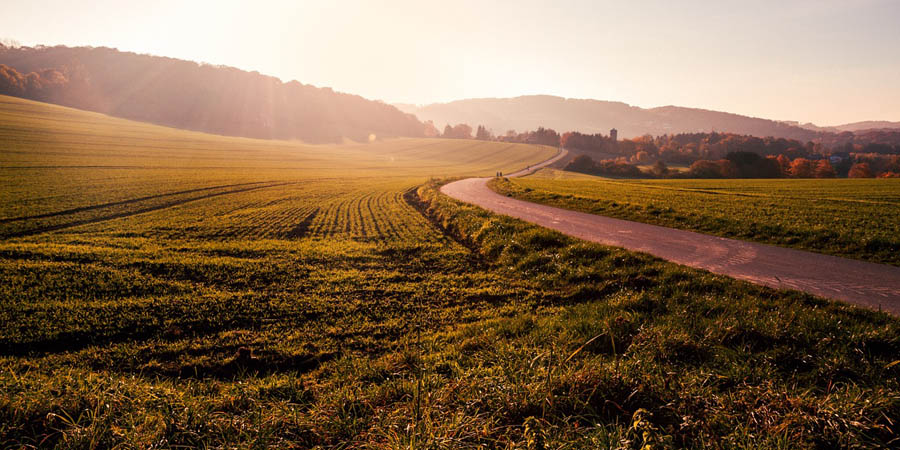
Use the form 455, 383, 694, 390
0, 95, 554, 236
493, 168, 900, 265
2, 96, 899, 448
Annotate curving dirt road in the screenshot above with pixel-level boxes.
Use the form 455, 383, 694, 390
442, 150, 900, 315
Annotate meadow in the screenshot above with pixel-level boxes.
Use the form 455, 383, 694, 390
1, 96, 899, 449
491, 169, 900, 266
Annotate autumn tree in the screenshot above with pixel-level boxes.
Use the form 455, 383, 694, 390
0, 64, 69, 100
789, 158, 815, 178
689, 160, 724, 178
632, 135, 659, 155
848, 162, 873, 178
814, 160, 836, 178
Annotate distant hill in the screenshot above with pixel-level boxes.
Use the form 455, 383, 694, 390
785, 120, 900, 133
0, 45, 425, 143
834, 121, 900, 133
396, 95, 837, 142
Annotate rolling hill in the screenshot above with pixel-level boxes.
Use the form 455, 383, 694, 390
783, 120, 900, 133
835, 121, 900, 132
0, 44, 426, 143
397, 95, 835, 141
0, 93, 556, 236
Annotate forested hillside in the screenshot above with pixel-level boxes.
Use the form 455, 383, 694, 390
0, 45, 426, 143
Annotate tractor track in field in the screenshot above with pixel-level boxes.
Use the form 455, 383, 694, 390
402, 186, 487, 267
441, 149, 900, 315
1, 181, 278, 223
3, 182, 297, 238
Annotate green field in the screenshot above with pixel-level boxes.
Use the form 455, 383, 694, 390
2, 96, 899, 448
491, 169, 900, 266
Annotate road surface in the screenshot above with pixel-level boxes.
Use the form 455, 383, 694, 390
442, 150, 900, 314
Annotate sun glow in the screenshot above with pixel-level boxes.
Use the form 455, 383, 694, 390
1, 0, 899, 124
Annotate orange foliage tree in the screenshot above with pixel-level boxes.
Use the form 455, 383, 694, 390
848, 162, 873, 178
789, 158, 815, 178
814, 160, 836, 178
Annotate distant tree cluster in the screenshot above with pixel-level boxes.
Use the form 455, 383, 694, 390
495, 127, 560, 146
649, 132, 823, 162
0, 45, 427, 143
441, 123, 474, 139
475, 125, 493, 140
638, 132, 900, 163
566, 152, 900, 179
0, 64, 70, 101
566, 155, 644, 177
817, 130, 900, 151
842, 137, 900, 154
850, 154, 900, 178
559, 131, 615, 153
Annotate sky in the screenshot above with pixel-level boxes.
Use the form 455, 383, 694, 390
2, 0, 899, 125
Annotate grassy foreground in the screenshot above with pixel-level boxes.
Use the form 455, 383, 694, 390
1, 96, 899, 448
490, 169, 900, 266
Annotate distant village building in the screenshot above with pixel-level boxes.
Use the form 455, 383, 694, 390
610, 128, 617, 142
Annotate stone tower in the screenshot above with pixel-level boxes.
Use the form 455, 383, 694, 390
610, 128, 618, 142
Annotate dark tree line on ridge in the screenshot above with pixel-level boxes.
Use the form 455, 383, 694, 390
0, 45, 426, 143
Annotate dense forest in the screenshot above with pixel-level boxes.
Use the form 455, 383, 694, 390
0, 45, 426, 143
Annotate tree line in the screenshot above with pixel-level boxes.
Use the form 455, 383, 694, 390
434, 122, 900, 179
566, 152, 900, 179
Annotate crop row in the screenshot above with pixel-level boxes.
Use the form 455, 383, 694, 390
20, 179, 445, 243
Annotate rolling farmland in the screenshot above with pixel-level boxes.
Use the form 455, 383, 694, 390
492, 169, 900, 265
2, 96, 900, 448
0, 95, 553, 238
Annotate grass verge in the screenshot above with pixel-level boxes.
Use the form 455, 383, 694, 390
489, 172, 900, 266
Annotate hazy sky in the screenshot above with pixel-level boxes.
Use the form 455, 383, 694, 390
2, 0, 899, 125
